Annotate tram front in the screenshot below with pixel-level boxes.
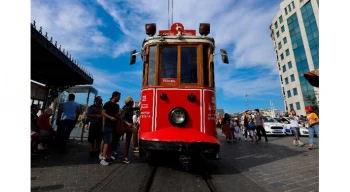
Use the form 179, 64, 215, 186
130, 22, 229, 158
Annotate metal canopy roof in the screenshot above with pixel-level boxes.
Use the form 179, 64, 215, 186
31, 23, 94, 86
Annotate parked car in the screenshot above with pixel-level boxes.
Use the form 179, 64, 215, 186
277, 117, 309, 136
263, 116, 286, 136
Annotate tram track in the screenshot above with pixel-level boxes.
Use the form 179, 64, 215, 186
138, 153, 217, 192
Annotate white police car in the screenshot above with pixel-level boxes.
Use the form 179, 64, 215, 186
263, 116, 286, 136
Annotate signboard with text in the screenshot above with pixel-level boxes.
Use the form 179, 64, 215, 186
158, 23, 196, 36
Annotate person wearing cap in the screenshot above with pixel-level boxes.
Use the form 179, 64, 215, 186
121, 96, 139, 164
100, 91, 121, 166
254, 109, 268, 142
305, 106, 319, 150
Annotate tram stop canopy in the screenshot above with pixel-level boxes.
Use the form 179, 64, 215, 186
303, 69, 319, 88
31, 23, 93, 86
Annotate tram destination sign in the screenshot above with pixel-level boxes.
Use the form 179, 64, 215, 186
158, 22, 196, 36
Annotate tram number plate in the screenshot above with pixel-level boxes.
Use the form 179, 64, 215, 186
161, 78, 177, 83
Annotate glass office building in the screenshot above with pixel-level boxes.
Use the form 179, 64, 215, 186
270, 0, 319, 115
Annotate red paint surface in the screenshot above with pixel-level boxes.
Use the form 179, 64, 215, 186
155, 89, 201, 132
141, 127, 220, 144
159, 22, 196, 36
139, 89, 154, 136
203, 90, 218, 138
139, 88, 220, 147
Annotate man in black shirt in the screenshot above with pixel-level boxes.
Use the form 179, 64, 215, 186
100, 91, 121, 166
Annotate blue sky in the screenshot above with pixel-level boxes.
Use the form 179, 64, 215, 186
31, 0, 285, 113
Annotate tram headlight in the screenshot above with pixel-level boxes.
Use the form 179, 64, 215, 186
168, 107, 189, 127
199, 23, 210, 36
145, 23, 157, 37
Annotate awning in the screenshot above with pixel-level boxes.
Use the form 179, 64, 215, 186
303, 69, 319, 87
31, 23, 94, 86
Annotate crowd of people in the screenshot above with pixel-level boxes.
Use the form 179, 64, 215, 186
217, 106, 319, 150
30, 91, 141, 166
31, 92, 319, 167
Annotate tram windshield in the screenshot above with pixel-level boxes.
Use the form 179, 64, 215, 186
180, 47, 197, 83
161, 47, 178, 79
160, 46, 198, 84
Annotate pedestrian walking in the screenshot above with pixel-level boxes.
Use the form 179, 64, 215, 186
254, 109, 268, 142
305, 106, 319, 150
242, 111, 250, 140
55, 94, 81, 153
232, 119, 241, 141
221, 113, 233, 142
289, 109, 305, 147
100, 91, 121, 166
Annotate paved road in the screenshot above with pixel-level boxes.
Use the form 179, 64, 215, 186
31, 129, 318, 192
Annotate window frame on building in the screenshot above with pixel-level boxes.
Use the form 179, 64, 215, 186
293, 87, 298, 96
291, 74, 295, 82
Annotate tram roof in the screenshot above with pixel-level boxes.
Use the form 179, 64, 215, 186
31, 23, 94, 87
142, 36, 215, 48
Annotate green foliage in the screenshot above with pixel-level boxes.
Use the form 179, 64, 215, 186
304, 93, 319, 116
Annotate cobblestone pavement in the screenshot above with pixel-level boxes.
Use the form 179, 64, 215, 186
216, 129, 319, 192
31, 129, 319, 192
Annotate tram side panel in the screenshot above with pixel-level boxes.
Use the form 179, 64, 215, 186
203, 89, 218, 139
139, 89, 155, 137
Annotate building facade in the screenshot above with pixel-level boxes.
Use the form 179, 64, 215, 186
270, 0, 319, 116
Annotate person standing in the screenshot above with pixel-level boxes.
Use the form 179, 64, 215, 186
221, 113, 232, 142
247, 110, 258, 143
254, 109, 268, 142
100, 91, 121, 166
56, 94, 81, 153
87, 96, 103, 158
289, 109, 305, 146
121, 96, 139, 164
242, 111, 250, 141
305, 106, 319, 150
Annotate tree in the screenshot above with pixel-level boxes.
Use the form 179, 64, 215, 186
304, 92, 319, 116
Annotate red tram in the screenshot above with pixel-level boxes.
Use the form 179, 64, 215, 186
130, 22, 229, 159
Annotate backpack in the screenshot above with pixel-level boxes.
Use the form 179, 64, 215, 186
248, 116, 255, 130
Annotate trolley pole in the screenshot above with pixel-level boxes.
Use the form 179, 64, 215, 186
245, 94, 249, 110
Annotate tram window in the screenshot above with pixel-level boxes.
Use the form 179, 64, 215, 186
181, 47, 197, 83
161, 47, 178, 78
203, 45, 209, 86
148, 46, 156, 85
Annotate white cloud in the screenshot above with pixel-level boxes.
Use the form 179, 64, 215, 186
31, 0, 283, 100
31, 0, 111, 58
83, 64, 142, 95
113, 41, 131, 58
